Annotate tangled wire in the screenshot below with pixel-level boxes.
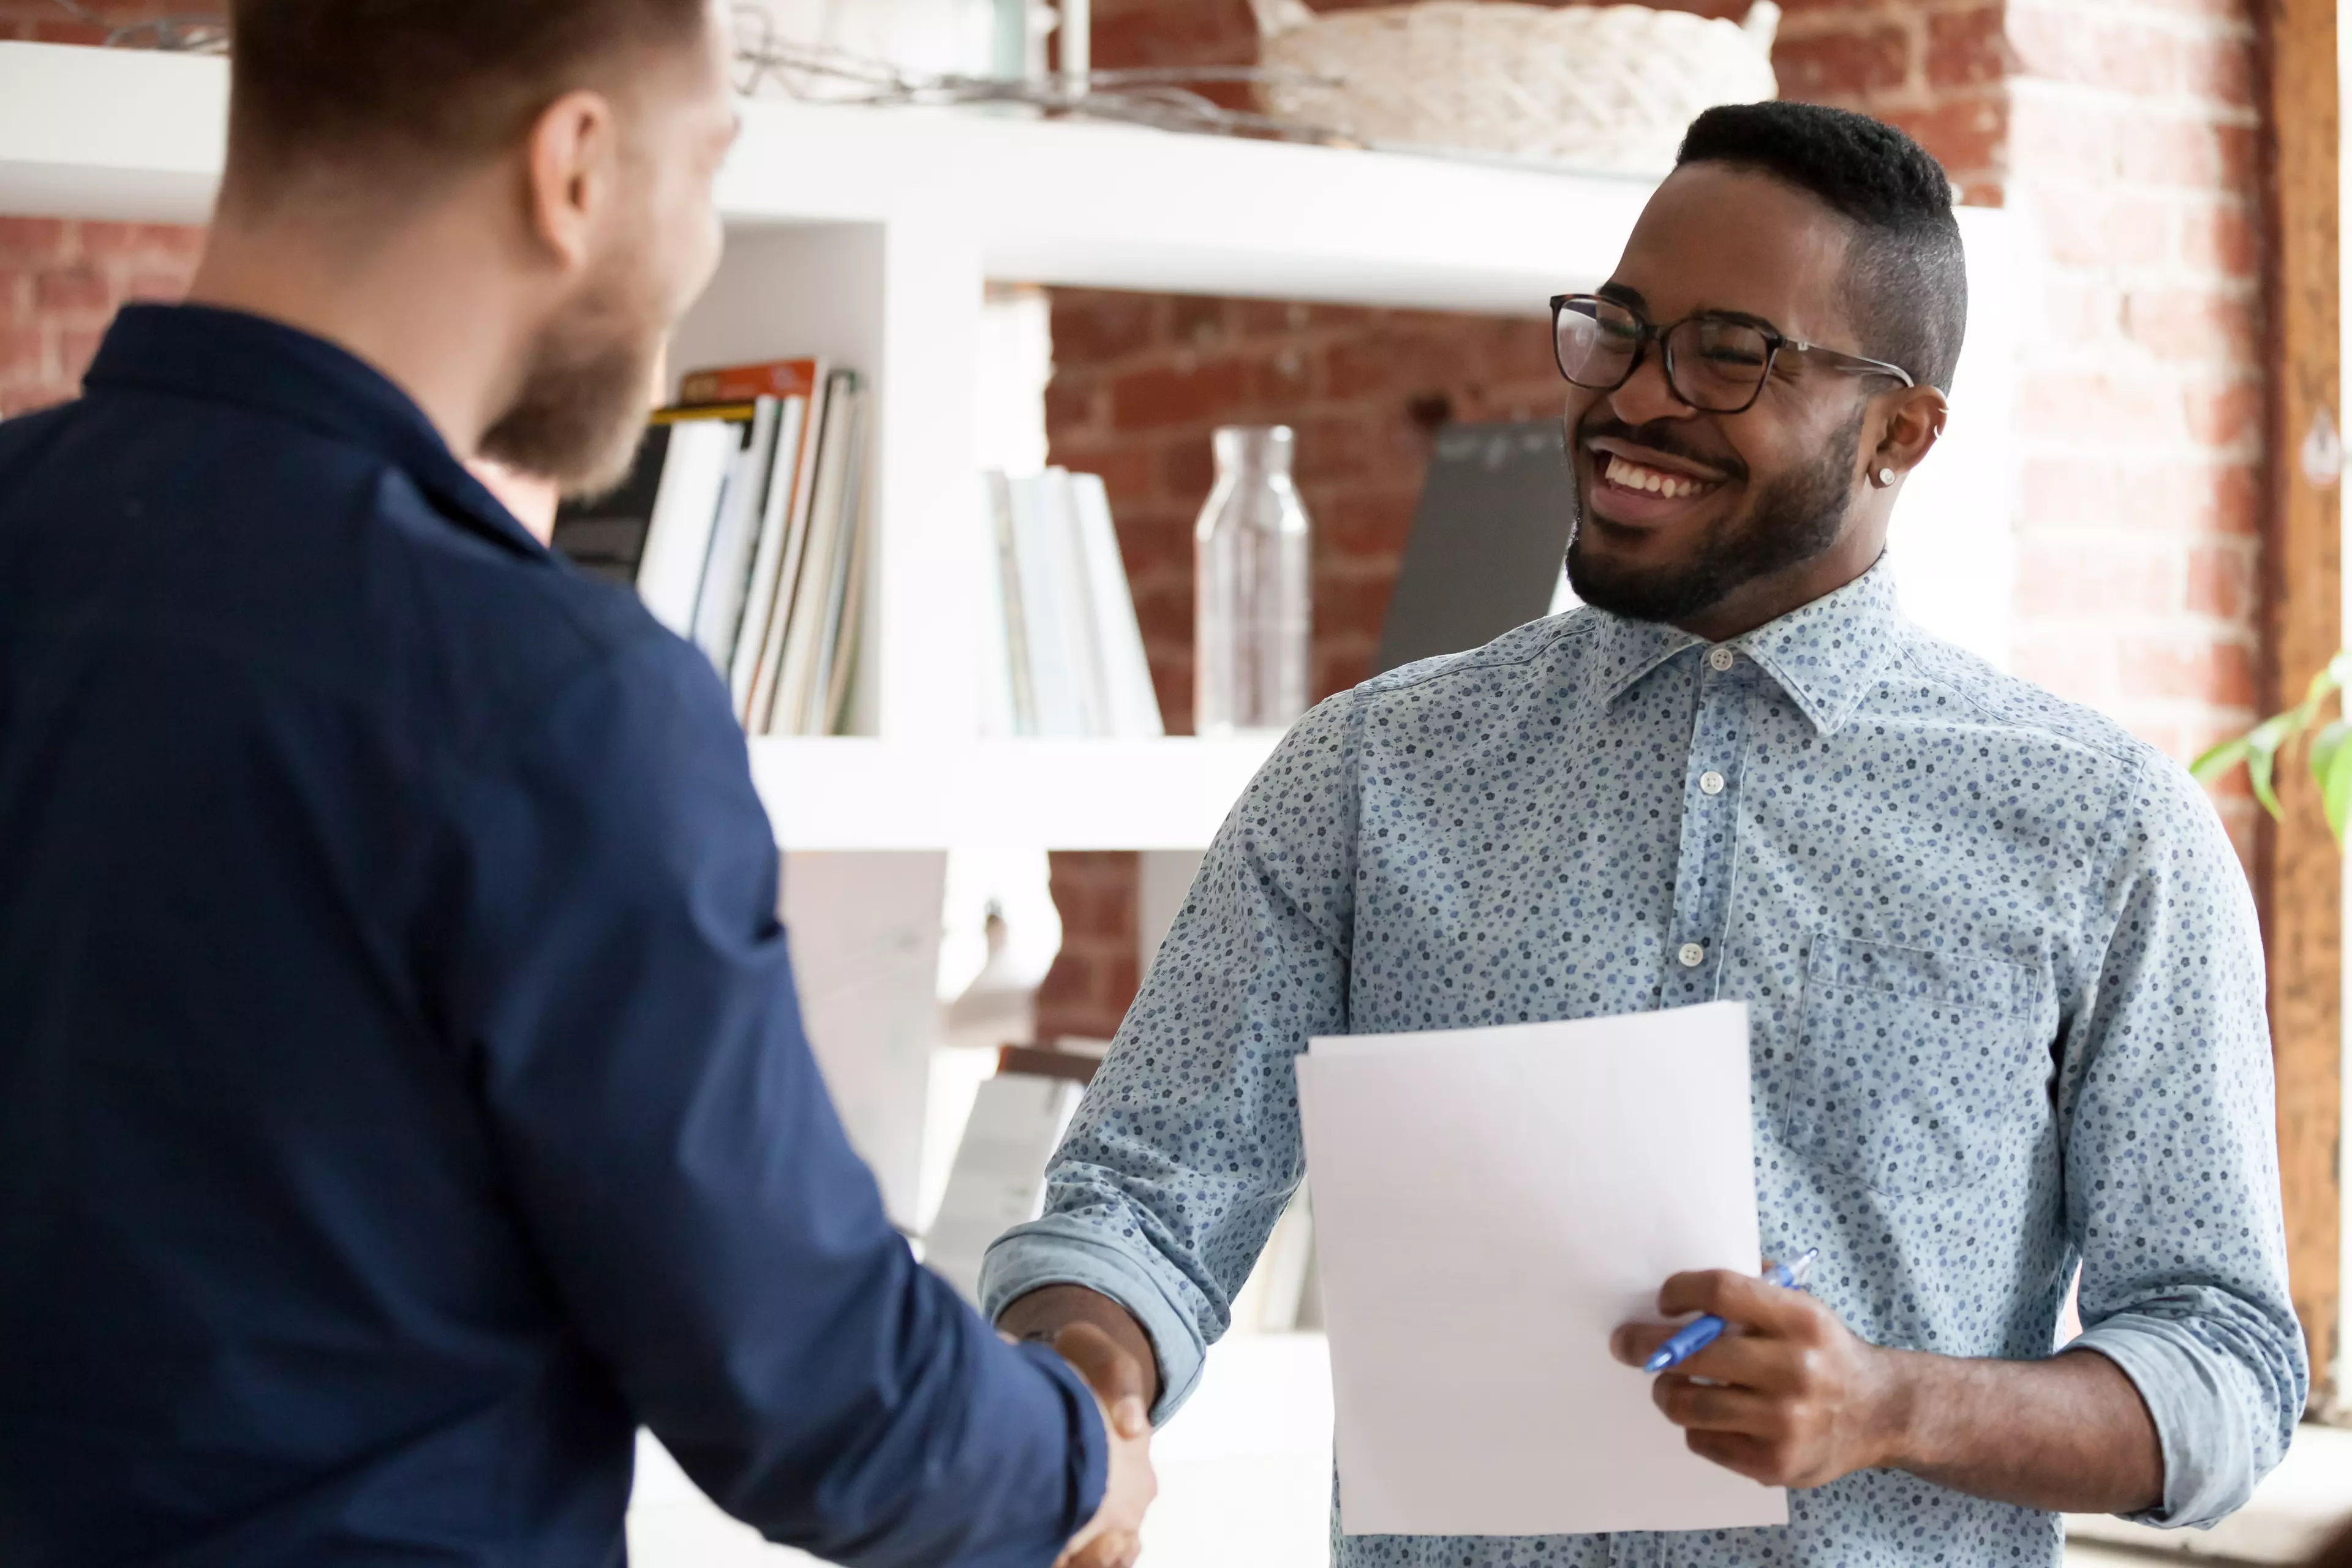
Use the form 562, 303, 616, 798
47, 0, 226, 52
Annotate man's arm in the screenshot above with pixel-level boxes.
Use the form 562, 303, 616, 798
978, 692, 1366, 1420
1612, 756, 2305, 1521
451, 631, 1140, 1567
1610, 1270, 2162, 1510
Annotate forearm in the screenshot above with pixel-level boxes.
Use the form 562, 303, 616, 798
1879, 1347, 2161, 1514
998, 1285, 1163, 1410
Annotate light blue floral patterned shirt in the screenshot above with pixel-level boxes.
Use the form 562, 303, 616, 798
982, 562, 2307, 1567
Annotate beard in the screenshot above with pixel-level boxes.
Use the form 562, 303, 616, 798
478, 246, 668, 500
1564, 404, 1866, 627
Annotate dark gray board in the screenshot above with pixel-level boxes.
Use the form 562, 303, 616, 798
1372, 419, 1577, 677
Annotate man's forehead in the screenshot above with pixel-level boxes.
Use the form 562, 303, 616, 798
1602, 162, 1855, 341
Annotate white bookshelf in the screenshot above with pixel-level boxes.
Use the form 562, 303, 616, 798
0, 40, 2018, 851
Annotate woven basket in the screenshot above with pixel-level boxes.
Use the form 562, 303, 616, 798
1251, 0, 1781, 175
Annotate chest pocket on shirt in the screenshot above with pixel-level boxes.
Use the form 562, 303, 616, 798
1788, 934, 2043, 1198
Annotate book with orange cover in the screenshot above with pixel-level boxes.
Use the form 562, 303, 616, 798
679, 358, 821, 407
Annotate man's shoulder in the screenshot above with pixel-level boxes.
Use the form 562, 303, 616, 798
2, 385, 687, 761
1353, 609, 1600, 706
1883, 623, 2196, 809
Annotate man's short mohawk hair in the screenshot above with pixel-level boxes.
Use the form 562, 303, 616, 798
1676, 102, 1968, 394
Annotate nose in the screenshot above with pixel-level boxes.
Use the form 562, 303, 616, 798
1605, 346, 1695, 429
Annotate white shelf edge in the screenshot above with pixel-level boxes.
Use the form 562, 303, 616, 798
0, 40, 1651, 311
748, 736, 1279, 851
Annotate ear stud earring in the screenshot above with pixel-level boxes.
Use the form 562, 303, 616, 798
1875, 467, 1896, 486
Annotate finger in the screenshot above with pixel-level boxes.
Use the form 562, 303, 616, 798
1686, 1428, 1781, 1484
1656, 1267, 1819, 1335
1651, 1373, 1780, 1434
1054, 1322, 1152, 1437
1672, 1327, 1803, 1390
1610, 1319, 1679, 1366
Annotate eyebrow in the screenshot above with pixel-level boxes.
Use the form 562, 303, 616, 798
1596, 282, 1645, 309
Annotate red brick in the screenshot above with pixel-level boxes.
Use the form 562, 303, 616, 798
2123, 286, 2258, 363
2015, 543, 2176, 616
2185, 543, 2252, 619
120, 269, 191, 304
2009, 9, 2173, 96
1044, 378, 1098, 436
53, 325, 107, 384
1315, 570, 1398, 644
2180, 377, 2263, 448
0, 325, 47, 386
1316, 489, 1416, 558
2116, 636, 2257, 706
2175, 33, 2256, 108
1169, 295, 1229, 348
1882, 94, 2007, 186
2179, 200, 2258, 277
32, 265, 108, 313
1109, 356, 1253, 431
0, 219, 70, 266
1052, 291, 1158, 364
2018, 372, 2177, 441
1924, 6, 2008, 89
2035, 190, 2169, 269
1775, 23, 1912, 98
1159, 434, 1215, 499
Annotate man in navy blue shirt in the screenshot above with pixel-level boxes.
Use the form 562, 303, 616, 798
0, 2, 1153, 1564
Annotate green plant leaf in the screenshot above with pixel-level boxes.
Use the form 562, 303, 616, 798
2191, 735, 2253, 783
2249, 739, 2282, 819
2317, 721, 2352, 845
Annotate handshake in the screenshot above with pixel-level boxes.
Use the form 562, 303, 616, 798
1006, 1288, 1164, 1568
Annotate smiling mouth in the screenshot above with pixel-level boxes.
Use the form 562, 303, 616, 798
1594, 451, 1728, 505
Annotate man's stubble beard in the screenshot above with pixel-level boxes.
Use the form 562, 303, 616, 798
479, 240, 669, 499
1564, 404, 1866, 627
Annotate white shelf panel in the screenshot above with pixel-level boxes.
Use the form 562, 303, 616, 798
0, 40, 1649, 311
748, 736, 1280, 850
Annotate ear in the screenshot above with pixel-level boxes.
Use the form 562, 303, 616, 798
1868, 383, 1949, 486
521, 88, 619, 274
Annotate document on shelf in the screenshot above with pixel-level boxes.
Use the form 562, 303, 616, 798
1296, 1000, 1787, 1538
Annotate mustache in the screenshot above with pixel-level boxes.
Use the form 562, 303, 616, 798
1574, 413, 1746, 481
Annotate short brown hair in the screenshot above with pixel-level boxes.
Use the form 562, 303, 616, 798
225, 0, 712, 189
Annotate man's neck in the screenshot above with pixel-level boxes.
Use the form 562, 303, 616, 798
186, 187, 532, 462
1669, 528, 1891, 644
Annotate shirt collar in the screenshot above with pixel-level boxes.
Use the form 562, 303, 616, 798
1593, 559, 1902, 734
81, 303, 545, 559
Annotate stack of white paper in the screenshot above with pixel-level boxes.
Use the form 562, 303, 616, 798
1295, 1000, 1787, 1539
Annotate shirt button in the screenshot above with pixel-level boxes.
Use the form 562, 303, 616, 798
1707, 647, 1735, 672
1700, 771, 1726, 796
1678, 942, 1706, 968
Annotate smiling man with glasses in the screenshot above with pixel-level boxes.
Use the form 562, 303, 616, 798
982, 102, 2305, 1567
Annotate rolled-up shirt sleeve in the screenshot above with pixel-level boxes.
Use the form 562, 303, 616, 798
448, 630, 1105, 1567
981, 692, 1363, 1420
2062, 757, 2309, 1528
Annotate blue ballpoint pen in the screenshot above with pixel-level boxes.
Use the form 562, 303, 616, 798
1642, 1248, 1821, 1374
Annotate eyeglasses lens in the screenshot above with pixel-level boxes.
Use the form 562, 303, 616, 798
1554, 298, 1641, 389
1665, 318, 1773, 412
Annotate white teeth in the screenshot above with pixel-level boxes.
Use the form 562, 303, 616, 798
1604, 454, 1705, 500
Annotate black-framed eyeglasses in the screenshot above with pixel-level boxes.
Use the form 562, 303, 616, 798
1549, 292, 1916, 415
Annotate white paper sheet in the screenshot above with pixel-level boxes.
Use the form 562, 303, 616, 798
1297, 1000, 1787, 1538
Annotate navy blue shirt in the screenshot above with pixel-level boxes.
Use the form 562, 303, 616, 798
0, 304, 1106, 1568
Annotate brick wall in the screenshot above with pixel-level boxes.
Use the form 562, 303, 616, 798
1035, 0, 2269, 1041
0, 218, 202, 417
2004, 0, 2266, 856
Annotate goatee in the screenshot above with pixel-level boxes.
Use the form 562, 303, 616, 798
1565, 405, 1865, 626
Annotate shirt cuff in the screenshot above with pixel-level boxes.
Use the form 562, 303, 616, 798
2068, 1322, 2258, 1528
1008, 1338, 1110, 1541
980, 1220, 1211, 1424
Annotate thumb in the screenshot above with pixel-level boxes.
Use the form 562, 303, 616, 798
1054, 1321, 1152, 1439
